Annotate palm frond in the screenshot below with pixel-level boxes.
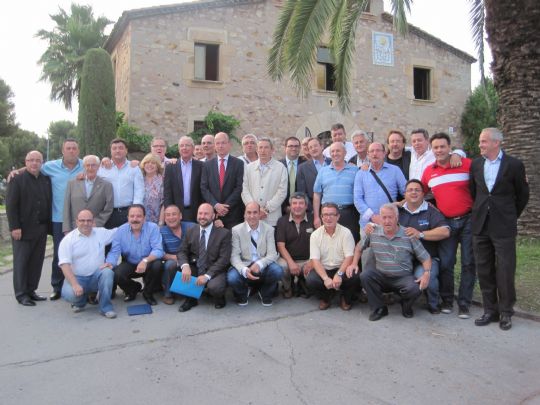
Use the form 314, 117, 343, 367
329, 0, 349, 60
469, 0, 486, 86
267, 0, 297, 81
390, 0, 412, 35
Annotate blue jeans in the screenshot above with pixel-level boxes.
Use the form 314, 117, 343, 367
161, 259, 179, 297
51, 222, 65, 292
414, 258, 440, 309
438, 215, 476, 307
61, 268, 115, 314
227, 262, 284, 300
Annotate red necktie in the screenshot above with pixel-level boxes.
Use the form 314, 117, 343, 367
219, 158, 225, 191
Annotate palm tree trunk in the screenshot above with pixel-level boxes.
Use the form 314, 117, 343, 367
484, 0, 540, 237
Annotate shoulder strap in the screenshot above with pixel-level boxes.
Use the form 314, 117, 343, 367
370, 169, 393, 203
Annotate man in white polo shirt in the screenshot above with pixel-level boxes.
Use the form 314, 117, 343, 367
58, 209, 117, 318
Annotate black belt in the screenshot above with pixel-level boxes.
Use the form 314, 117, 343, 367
448, 212, 471, 220
337, 204, 354, 210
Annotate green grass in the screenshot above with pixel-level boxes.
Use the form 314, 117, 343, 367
0, 240, 12, 268
455, 237, 540, 314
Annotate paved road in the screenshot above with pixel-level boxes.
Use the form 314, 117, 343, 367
1, 256, 539, 405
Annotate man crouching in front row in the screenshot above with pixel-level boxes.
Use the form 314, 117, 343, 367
348, 203, 431, 321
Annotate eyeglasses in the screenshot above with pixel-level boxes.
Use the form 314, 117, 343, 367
321, 213, 338, 217
287, 145, 300, 148
152, 144, 166, 148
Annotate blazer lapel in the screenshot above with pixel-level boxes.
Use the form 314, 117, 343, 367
492, 152, 507, 191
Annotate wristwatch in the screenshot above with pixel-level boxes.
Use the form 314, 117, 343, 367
337, 271, 344, 277
419, 232, 425, 239
142, 258, 148, 264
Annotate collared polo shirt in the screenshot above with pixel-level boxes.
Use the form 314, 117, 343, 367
313, 163, 358, 205
275, 213, 314, 261
310, 223, 354, 269
160, 222, 194, 254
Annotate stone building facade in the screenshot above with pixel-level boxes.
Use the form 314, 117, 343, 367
105, 0, 475, 150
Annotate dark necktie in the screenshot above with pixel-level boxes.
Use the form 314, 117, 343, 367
219, 158, 225, 191
197, 229, 208, 273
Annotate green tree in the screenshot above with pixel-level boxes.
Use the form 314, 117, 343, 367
77, 48, 116, 156
47, 120, 77, 159
269, 0, 540, 236
187, 111, 241, 145
0, 78, 16, 137
115, 112, 153, 153
36, 4, 112, 110
460, 79, 498, 158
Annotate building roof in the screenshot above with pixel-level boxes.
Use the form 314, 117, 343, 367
104, 0, 477, 64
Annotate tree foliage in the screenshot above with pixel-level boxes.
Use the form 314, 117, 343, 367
35, 3, 112, 110
47, 120, 77, 159
77, 48, 116, 157
0, 78, 16, 137
186, 110, 241, 146
460, 79, 498, 158
115, 112, 153, 153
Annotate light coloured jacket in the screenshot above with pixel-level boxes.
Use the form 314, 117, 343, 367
230, 221, 279, 272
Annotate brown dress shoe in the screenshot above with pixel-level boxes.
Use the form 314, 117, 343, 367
340, 296, 352, 311
319, 299, 330, 310
162, 296, 175, 305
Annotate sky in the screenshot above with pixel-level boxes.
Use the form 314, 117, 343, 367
0, 0, 491, 137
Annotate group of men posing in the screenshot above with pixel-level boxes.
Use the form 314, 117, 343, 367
6, 124, 529, 330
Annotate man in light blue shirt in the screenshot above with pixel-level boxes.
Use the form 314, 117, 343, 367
354, 142, 406, 230
104, 204, 163, 305
98, 138, 144, 229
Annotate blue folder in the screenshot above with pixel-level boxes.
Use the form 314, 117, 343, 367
127, 304, 153, 316
170, 273, 204, 299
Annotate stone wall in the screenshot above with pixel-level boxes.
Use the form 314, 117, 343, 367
113, 0, 472, 152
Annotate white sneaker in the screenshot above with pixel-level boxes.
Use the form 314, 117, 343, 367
71, 305, 84, 313
103, 310, 117, 319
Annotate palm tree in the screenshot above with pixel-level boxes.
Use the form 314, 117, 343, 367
36, 4, 112, 110
268, 0, 539, 236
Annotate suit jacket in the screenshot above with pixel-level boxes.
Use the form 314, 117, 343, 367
296, 158, 331, 211
386, 149, 411, 180
201, 155, 245, 228
6, 171, 52, 239
241, 158, 288, 226
348, 154, 368, 167
163, 159, 203, 222
470, 151, 529, 238
63, 176, 113, 232
177, 225, 231, 278
279, 156, 307, 213
230, 221, 279, 271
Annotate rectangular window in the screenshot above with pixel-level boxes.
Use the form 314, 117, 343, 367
193, 120, 206, 132
316, 47, 336, 91
413, 67, 431, 100
194, 43, 219, 81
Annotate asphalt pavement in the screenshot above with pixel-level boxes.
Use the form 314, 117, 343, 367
1, 256, 539, 405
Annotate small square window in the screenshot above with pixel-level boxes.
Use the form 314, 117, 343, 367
316, 47, 336, 92
194, 43, 219, 81
193, 120, 206, 132
413, 67, 431, 100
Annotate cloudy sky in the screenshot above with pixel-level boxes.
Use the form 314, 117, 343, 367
0, 0, 491, 136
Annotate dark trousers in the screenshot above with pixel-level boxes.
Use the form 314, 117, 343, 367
105, 208, 129, 229
113, 260, 162, 296
473, 231, 517, 317
51, 222, 65, 292
360, 268, 421, 310
306, 268, 361, 303
12, 225, 48, 300
189, 264, 227, 299
338, 207, 360, 244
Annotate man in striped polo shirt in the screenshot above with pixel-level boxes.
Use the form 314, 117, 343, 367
349, 203, 431, 321
421, 132, 476, 319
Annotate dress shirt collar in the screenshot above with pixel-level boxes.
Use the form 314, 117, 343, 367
289, 213, 308, 223
75, 228, 95, 238
245, 222, 261, 235
218, 154, 229, 162
180, 158, 193, 166
200, 223, 213, 236
402, 200, 428, 214
483, 149, 503, 163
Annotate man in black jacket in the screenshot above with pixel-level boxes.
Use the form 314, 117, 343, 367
470, 128, 529, 331
6, 151, 52, 306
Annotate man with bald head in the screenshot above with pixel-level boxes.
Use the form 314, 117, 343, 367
201, 132, 245, 228
164, 136, 203, 224
200, 134, 216, 162
177, 203, 232, 311
63, 155, 114, 233
7, 151, 52, 306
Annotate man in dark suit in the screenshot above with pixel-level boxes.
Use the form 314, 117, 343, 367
280, 136, 307, 214
6, 151, 52, 306
296, 137, 330, 212
177, 203, 232, 312
201, 132, 244, 229
470, 128, 529, 331
163, 136, 203, 224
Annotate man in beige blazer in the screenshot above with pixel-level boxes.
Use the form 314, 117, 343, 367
227, 202, 284, 306
63, 155, 114, 233
241, 137, 288, 227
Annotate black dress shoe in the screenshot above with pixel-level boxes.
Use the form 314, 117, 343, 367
29, 292, 47, 301
123, 292, 138, 302
401, 298, 414, 318
49, 291, 61, 301
88, 293, 98, 305
499, 315, 512, 331
179, 298, 198, 312
18, 297, 36, 306
369, 306, 389, 321
214, 297, 226, 309
474, 313, 500, 326
143, 293, 157, 306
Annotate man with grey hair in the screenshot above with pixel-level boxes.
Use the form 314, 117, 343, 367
241, 137, 288, 226
164, 136, 203, 224
238, 134, 258, 164
200, 134, 216, 162
350, 203, 431, 321
470, 127, 529, 330
63, 155, 114, 233
348, 130, 369, 168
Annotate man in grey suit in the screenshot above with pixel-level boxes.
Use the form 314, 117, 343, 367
297, 137, 331, 212
227, 202, 284, 306
63, 155, 114, 233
